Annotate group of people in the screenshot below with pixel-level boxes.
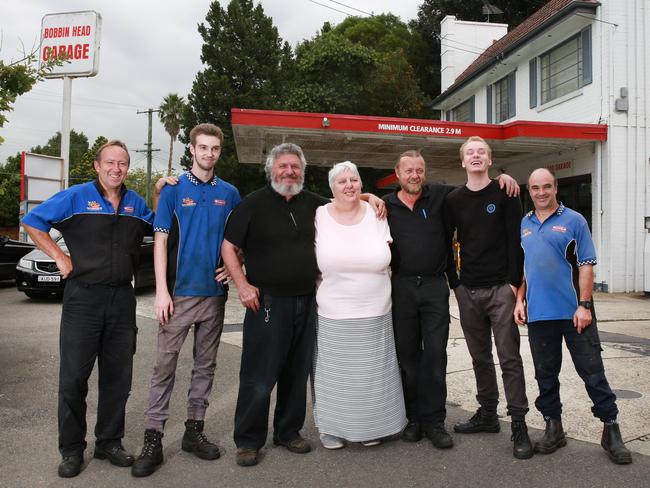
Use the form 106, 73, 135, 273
21, 125, 633, 479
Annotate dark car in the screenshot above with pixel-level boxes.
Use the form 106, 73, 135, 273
0, 235, 36, 281
15, 236, 155, 299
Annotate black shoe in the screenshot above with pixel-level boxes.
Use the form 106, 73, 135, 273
58, 454, 83, 478
601, 422, 632, 465
131, 429, 164, 477
236, 447, 259, 467
453, 408, 500, 434
93, 444, 134, 467
182, 419, 221, 460
534, 418, 567, 454
401, 421, 422, 442
273, 435, 312, 454
511, 420, 534, 459
424, 423, 454, 449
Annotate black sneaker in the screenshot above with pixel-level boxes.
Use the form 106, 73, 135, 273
131, 429, 164, 477
58, 454, 83, 478
424, 423, 454, 449
453, 407, 500, 434
511, 420, 534, 459
182, 419, 221, 460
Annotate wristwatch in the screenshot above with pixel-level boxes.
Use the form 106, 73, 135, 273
578, 300, 593, 309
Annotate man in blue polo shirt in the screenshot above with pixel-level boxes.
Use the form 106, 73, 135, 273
22, 140, 154, 478
515, 167, 632, 465
131, 123, 240, 477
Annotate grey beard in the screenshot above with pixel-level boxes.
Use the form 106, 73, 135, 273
271, 180, 303, 196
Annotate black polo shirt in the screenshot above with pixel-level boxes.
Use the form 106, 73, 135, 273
224, 185, 329, 296
21, 180, 154, 285
383, 183, 455, 278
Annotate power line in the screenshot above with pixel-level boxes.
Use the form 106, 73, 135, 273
323, 0, 372, 16
308, 0, 358, 17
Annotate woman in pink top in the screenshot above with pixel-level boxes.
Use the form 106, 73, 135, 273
313, 161, 406, 449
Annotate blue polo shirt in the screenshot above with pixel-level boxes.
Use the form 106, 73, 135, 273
154, 171, 240, 297
21, 180, 153, 285
520, 203, 597, 323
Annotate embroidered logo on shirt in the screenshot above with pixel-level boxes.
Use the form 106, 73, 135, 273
522, 228, 532, 238
122, 206, 134, 213
213, 199, 226, 206
486, 203, 496, 214
552, 225, 567, 233
87, 201, 102, 211
182, 197, 197, 207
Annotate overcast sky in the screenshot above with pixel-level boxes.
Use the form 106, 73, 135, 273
1, 0, 424, 172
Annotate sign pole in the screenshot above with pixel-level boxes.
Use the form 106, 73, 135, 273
61, 76, 72, 189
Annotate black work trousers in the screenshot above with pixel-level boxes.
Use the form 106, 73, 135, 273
391, 275, 450, 425
234, 292, 317, 449
58, 279, 137, 457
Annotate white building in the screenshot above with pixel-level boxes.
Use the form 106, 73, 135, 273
432, 0, 650, 293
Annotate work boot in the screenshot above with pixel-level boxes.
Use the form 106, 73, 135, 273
601, 422, 632, 465
131, 429, 164, 477
58, 454, 83, 478
534, 418, 567, 454
182, 420, 221, 460
401, 421, 422, 442
511, 420, 534, 459
424, 423, 454, 449
453, 407, 500, 434
236, 447, 259, 467
273, 435, 312, 454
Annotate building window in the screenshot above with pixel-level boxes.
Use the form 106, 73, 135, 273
491, 71, 516, 123
536, 26, 592, 106
450, 97, 474, 122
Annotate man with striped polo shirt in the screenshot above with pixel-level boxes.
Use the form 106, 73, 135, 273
514, 167, 632, 465
132, 123, 240, 477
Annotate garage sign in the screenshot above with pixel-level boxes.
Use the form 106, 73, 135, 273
39, 10, 101, 78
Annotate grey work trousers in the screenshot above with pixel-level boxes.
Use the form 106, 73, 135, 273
145, 295, 226, 431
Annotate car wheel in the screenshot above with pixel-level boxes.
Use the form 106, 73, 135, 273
24, 291, 46, 299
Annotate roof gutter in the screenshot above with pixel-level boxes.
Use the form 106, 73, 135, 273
431, 1, 600, 108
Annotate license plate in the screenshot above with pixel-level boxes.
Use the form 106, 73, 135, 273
38, 275, 61, 282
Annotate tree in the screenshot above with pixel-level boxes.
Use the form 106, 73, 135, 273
0, 153, 21, 227
70, 135, 108, 185
410, 0, 541, 98
286, 15, 427, 118
0, 50, 60, 145
183, 0, 294, 195
158, 93, 187, 175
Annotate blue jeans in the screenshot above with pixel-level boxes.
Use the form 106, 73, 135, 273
527, 319, 618, 422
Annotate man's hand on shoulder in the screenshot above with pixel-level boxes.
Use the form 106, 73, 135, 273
366, 194, 387, 219
495, 173, 520, 197
154, 176, 179, 195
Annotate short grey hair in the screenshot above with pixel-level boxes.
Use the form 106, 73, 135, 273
264, 143, 307, 181
328, 161, 362, 190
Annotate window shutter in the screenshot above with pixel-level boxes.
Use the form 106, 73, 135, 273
581, 25, 592, 86
529, 58, 537, 108
486, 85, 493, 123
507, 71, 516, 119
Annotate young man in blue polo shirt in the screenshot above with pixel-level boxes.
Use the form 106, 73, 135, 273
132, 124, 240, 477
515, 167, 632, 465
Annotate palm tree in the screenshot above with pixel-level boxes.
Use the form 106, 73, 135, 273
158, 93, 186, 175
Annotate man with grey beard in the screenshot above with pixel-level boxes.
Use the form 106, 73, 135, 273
222, 142, 384, 467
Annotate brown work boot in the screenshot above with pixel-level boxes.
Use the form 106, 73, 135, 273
236, 447, 259, 467
273, 435, 312, 454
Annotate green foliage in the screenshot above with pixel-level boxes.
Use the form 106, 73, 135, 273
410, 0, 541, 97
125, 168, 165, 197
0, 50, 61, 144
159, 93, 187, 175
183, 0, 294, 193
0, 154, 21, 226
286, 15, 427, 118
70, 135, 108, 185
